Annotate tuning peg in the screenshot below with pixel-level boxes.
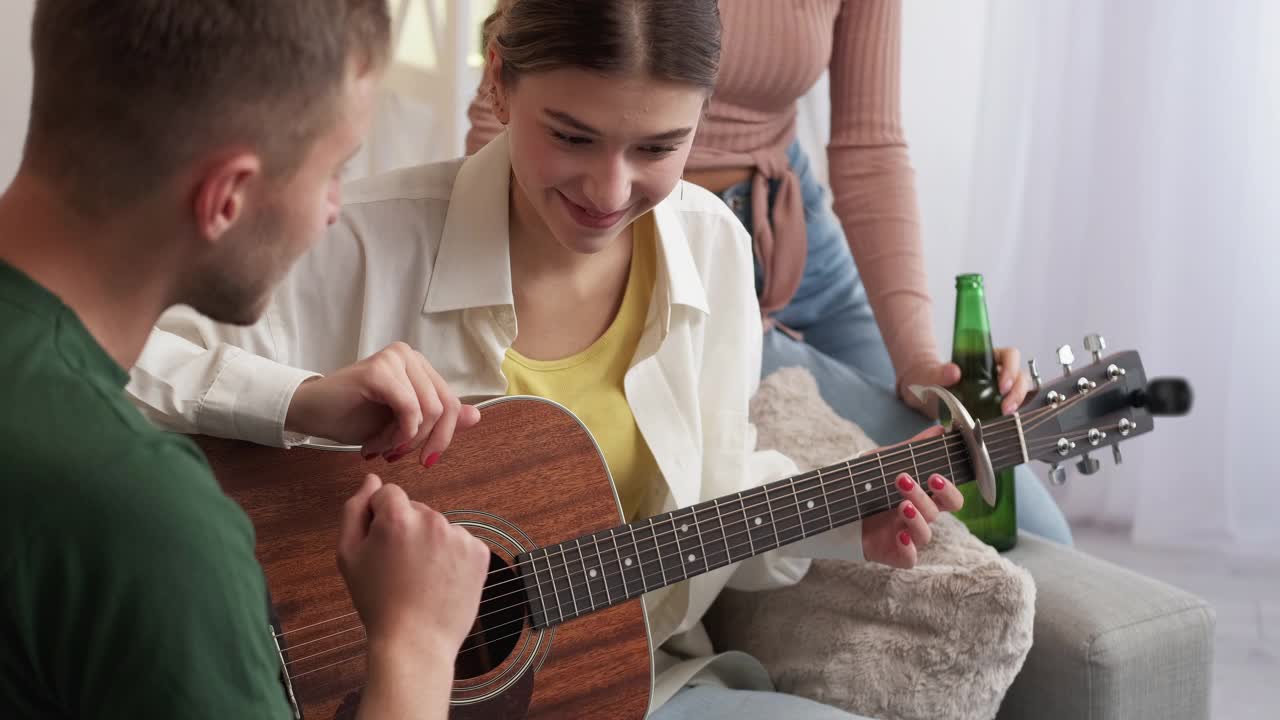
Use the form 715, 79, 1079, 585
1049, 463, 1068, 485
1112, 444, 1123, 465
1076, 453, 1101, 475
1057, 345, 1075, 376
1028, 358, 1042, 392
1084, 334, 1107, 363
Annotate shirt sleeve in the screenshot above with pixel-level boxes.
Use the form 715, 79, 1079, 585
827, 0, 939, 383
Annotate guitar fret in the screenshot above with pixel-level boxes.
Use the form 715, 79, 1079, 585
648, 518, 668, 587
556, 544, 582, 619
609, 528, 630, 599
738, 493, 758, 560
670, 515, 687, 583
817, 468, 835, 531
762, 487, 781, 550
711, 498, 733, 568
574, 539, 596, 612
689, 506, 710, 575
520, 553, 550, 628
908, 443, 920, 480
541, 547, 566, 625
591, 533, 613, 606
788, 478, 806, 540
627, 524, 647, 593
844, 456, 865, 517
875, 453, 895, 509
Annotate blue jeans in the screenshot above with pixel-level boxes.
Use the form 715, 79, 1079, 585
653, 686, 872, 720
721, 142, 1072, 546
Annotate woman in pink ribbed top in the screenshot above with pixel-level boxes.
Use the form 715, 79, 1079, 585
468, 0, 1071, 547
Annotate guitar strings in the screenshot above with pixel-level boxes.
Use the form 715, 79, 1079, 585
285, 424, 1106, 670
286, 425, 1118, 681
276, 389, 1103, 648
272, 397, 1077, 643
276, 385, 1108, 658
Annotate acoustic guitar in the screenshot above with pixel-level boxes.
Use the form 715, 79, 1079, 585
200, 346, 1189, 719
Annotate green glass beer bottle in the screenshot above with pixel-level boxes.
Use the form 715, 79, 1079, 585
948, 273, 1018, 551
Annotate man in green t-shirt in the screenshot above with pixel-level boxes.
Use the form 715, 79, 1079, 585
0, 3, 488, 718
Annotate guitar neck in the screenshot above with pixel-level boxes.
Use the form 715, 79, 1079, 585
519, 414, 1030, 629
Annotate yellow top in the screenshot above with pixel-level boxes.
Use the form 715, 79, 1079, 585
502, 216, 660, 520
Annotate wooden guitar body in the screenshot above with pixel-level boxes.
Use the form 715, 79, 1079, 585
203, 396, 652, 719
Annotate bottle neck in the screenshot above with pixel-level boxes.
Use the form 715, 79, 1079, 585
952, 283, 996, 377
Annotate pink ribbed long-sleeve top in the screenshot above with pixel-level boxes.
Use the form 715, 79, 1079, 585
467, 0, 936, 382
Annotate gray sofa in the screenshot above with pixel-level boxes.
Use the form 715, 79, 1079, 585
997, 531, 1215, 720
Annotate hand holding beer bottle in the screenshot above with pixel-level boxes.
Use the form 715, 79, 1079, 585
945, 273, 1028, 550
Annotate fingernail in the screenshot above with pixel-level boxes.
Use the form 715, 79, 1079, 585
929, 475, 947, 491
394, 443, 411, 456
903, 503, 917, 519
385, 451, 405, 463
423, 451, 441, 468
896, 474, 915, 493
899, 531, 912, 547
362, 451, 376, 461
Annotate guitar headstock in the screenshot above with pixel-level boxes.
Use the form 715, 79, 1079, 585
1015, 335, 1191, 482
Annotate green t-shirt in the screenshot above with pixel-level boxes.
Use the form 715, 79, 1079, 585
0, 261, 291, 719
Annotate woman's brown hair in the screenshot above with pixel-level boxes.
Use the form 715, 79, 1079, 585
481, 0, 721, 92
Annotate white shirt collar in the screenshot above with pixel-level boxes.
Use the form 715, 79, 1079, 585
422, 132, 710, 318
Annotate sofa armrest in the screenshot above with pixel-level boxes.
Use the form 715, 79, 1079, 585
998, 531, 1216, 720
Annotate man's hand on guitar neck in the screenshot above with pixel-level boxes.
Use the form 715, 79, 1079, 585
285, 342, 481, 465
338, 473, 490, 719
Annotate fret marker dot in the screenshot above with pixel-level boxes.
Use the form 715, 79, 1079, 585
624, 558, 633, 567
688, 554, 697, 562
680, 524, 689, 533
754, 517, 763, 526
807, 500, 815, 509
589, 569, 597, 578
864, 482, 872, 492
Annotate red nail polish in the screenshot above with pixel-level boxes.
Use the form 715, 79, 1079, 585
424, 452, 441, 468
896, 475, 915, 493
394, 443, 411, 456
385, 451, 405, 463
361, 451, 375, 461
929, 475, 946, 491
904, 504, 917, 519
899, 531, 912, 546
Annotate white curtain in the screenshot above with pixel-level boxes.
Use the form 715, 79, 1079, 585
798, 0, 1280, 554
911, 0, 1279, 555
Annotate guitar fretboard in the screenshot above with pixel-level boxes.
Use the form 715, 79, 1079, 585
519, 415, 1027, 628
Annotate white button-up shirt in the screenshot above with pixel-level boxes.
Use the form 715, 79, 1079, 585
128, 133, 863, 710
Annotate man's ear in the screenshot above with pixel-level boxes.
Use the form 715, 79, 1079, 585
192, 153, 262, 245
488, 53, 512, 126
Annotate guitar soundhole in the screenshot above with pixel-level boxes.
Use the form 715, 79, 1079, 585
455, 552, 529, 680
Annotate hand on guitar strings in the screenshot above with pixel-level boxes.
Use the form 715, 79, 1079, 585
859, 426, 966, 569
284, 342, 481, 466
337, 473, 490, 663
897, 346, 1035, 418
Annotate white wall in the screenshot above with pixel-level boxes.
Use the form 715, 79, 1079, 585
900, 0, 992, 350
0, 0, 34, 187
